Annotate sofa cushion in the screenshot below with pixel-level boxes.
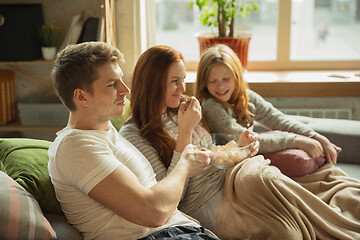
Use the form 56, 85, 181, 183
0, 170, 56, 239
257, 131, 327, 177
0, 138, 62, 215
264, 149, 326, 177
254, 115, 360, 165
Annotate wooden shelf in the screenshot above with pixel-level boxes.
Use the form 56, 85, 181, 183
0, 119, 63, 132
0, 60, 54, 65
0, 60, 55, 98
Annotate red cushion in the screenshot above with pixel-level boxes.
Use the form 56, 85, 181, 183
264, 149, 326, 177
260, 131, 341, 177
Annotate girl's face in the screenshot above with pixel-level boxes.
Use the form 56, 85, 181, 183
206, 63, 235, 102
163, 60, 186, 113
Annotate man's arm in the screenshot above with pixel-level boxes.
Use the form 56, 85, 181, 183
89, 144, 210, 227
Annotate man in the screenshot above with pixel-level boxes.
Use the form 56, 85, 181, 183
48, 42, 217, 239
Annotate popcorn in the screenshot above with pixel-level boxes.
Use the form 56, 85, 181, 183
210, 140, 251, 169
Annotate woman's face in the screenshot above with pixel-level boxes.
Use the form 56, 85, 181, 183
163, 60, 186, 112
206, 63, 235, 102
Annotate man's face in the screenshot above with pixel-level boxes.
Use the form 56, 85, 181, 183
87, 62, 130, 122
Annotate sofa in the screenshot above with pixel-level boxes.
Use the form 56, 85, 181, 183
0, 101, 131, 240
1, 106, 359, 239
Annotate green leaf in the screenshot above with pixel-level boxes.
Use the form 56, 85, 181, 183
191, 0, 259, 37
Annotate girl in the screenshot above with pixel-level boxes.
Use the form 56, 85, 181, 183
195, 44, 340, 165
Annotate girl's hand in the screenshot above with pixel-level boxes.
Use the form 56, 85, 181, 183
250, 139, 260, 157
237, 130, 256, 146
312, 134, 341, 164
294, 135, 323, 159
237, 130, 259, 157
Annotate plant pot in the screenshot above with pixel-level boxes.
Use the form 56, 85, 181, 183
41, 47, 57, 60
196, 31, 252, 70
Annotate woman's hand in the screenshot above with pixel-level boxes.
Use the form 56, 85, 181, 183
176, 97, 202, 152
178, 97, 202, 132
312, 134, 340, 164
237, 130, 259, 157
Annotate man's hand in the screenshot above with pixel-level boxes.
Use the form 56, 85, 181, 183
179, 144, 211, 177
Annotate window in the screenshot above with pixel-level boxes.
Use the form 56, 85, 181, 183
145, 0, 360, 71
291, 0, 360, 61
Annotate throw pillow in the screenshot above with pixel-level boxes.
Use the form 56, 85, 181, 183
0, 138, 62, 214
0, 170, 56, 240
260, 131, 341, 177
264, 149, 326, 177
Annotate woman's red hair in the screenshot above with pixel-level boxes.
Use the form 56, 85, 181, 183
130, 45, 184, 167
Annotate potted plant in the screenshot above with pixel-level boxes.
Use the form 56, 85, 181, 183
190, 0, 258, 69
38, 23, 62, 60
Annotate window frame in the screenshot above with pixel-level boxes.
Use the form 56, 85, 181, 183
145, 0, 360, 72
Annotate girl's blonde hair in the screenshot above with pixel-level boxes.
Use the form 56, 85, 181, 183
195, 44, 253, 127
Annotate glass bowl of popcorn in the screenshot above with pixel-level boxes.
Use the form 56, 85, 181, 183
200, 133, 254, 169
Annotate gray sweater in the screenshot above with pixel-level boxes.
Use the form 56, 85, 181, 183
202, 89, 318, 153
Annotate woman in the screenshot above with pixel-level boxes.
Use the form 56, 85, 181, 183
120, 45, 257, 233
120, 45, 360, 239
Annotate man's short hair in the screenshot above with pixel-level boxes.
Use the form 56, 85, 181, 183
52, 42, 124, 111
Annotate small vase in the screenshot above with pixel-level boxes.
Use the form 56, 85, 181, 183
41, 47, 57, 60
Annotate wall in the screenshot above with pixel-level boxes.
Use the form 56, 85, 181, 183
115, 0, 141, 88
185, 81, 360, 121
0, 0, 102, 141
0, 0, 137, 141
0, 0, 101, 100
265, 97, 360, 121
1, 1, 358, 141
